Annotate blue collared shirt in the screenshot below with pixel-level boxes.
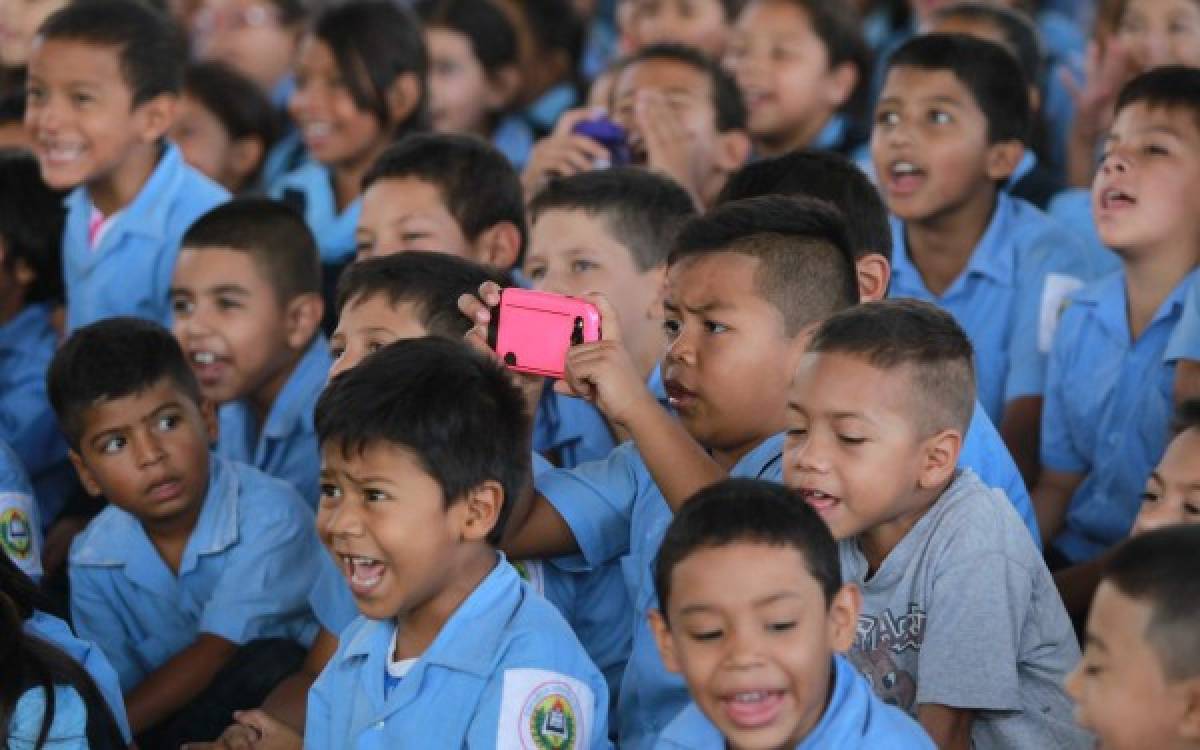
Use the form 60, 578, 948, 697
1047, 189, 1121, 277
536, 434, 785, 750
1, 438, 42, 579
889, 192, 1108, 422
305, 556, 612, 749
1166, 276, 1200, 363
960, 402, 1040, 546
656, 655, 934, 749
492, 115, 536, 170
8, 686, 91, 750
269, 162, 361, 264
62, 143, 229, 332
217, 336, 332, 508
534, 385, 617, 470
1042, 270, 1197, 562
68, 456, 320, 691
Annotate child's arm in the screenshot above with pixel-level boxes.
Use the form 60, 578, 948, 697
999, 396, 1042, 489
125, 633, 238, 733
916, 705, 974, 750
256, 627, 339, 732
521, 107, 614, 199
1031, 469, 1085, 549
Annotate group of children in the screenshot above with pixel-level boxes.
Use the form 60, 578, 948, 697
1, 0, 1199, 747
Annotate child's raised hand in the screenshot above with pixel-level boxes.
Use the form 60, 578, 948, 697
458, 280, 545, 416
521, 107, 613, 198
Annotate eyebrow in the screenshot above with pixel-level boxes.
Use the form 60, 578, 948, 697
677, 591, 804, 617
207, 284, 250, 296
662, 298, 730, 315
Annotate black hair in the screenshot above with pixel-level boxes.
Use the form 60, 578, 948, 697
417, 0, 519, 76
182, 62, 279, 191
529, 167, 697, 271
618, 43, 747, 133
654, 479, 841, 622
335, 252, 507, 340
1172, 399, 1200, 436
0, 93, 23, 126
315, 337, 529, 545
0, 149, 65, 304
760, 0, 872, 118
885, 32, 1031, 145
362, 134, 526, 266
181, 198, 321, 303
309, 1, 429, 136
0, 554, 126, 750
517, 0, 585, 78
930, 2, 1044, 87
808, 299, 975, 436
46, 317, 200, 449
37, 0, 185, 107
670, 195, 859, 335
1115, 66, 1200, 131
1103, 524, 1200, 680
718, 149, 890, 261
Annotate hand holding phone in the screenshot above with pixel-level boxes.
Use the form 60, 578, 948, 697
487, 289, 602, 380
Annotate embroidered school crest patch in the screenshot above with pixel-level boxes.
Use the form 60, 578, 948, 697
0, 504, 32, 560
497, 668, 594, 750
528, 690, 576, 749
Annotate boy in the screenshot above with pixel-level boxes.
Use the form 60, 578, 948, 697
1036, 66, 1200, 564
1066, 525, 1200, 750
650, 479, 933, 749
872, 33, 1103, 476
24, 0, 228, 332
48, 318, 318, 747
475, 195, 861, 749
170, 198, 329, 508
627, 0, 742, 57
305, 338, 612, 747
785, 299, 1086, 748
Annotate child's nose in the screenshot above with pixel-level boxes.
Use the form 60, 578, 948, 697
131, 431, 167, 467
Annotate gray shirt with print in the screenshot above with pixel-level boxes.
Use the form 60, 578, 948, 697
841, 469, 1089, 749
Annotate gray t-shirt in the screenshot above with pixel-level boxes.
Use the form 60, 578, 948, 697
842, 469, 1089, 749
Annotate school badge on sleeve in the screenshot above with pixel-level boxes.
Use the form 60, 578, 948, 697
0, 491, 42, 578
497, 667, 594, 750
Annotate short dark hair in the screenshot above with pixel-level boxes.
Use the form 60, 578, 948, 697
767, 0, 872, 117
886, 32, 1031, 145
181, 198, 321, 304
315, 337, 529, 545
718, 149, 891, 261
1103, 524, 1200, 680
931, 2, 1044, 86
183, 62, 279, 190
335, 252, 507, 340
516, 0, 584, 73
1172, 399, 1200, 436
47, 318, 201, 448
38, 0, 185, 107
808, 299, 976, 435
1115, 66, 1200, 131
654, 479, 841, 622
670, 195, 859, 335
529, 167, 697, 271
417, 0, 519, 76
618, 43, 747, 133
363, 134, 526, 267
0, 149, 65, 304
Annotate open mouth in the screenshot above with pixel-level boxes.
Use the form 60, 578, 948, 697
664, 379, 698, 410
145, 477, 184, 504
39, 141, 85, 167
340, 554, 386, 595
886, 160, 926, 194
720, 689, 786, 729
796, 488, 840, 514
1098, 187, 1136, 211
187, 349, 227, 384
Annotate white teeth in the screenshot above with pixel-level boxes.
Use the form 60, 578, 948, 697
304, 122, 332, 138
892, 161, 919, 175
734, 692, 768, 703
192, 351, 215, 365
44, 144, 83, 162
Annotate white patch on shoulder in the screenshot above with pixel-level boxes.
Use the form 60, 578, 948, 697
1039, 273, 1085, 353
511, 559, 547, 595
496, 668, 594, 750
0, 492, 41, 578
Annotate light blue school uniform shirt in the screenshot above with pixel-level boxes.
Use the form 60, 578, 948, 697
305, 556, 612, 749
8, 685, 92, 750
1, 437, 42, 579
1042, 270, 1198, 563
888, 192, 1105, 423
536, 433, 785, 750
68, 456, 321, 692
961, 404, 1040, 546
62, 142, 228, 332
534, 385, 617, 470
270, 161, 361, 264
1047, 188, 1122, 275
217, 335, 332, 509
656, 655, 934, 749
1166, 275, 1200, 363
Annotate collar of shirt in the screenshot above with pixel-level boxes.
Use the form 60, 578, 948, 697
523, 83, 579, 134
0, 302, 54, 356
812, 114, 848, 152
1006, 150, 1038, 188
220, 335, 332, 449
1073, 267, 1199, 344
736, 432, 785, 479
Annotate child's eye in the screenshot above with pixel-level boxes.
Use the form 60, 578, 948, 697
216, 296, 241, 311
401, 233, 428, 244
330, 345, 345, 360
766, 621, 796, 633
1139, 491, 1160, 504
571, 259, 598, 274
525, 266, 546, 281
364, 488, 388, 503
663, 319, 681, 338
366, 340, 386, 354
704, 320, 729, 334
786, 426, 808, 439
1143, 144, 1169, 156
875, 110, 899, 127
928, 110, 952, 125
71, 93, 93, 106
100, 436, 126, 454
838, 434, 866, 445
25, 86, 45, 104
319, 483, 342, 501
687, 629, 722, 642
1083, 663, 1104, 677
1183, 500, 1200, 516
156, 414, 181, 431
170, 297, 194, 316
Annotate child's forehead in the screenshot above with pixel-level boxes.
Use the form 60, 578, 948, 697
319, 436, 428, 477
339, 292, 430, 336
30, 37, 128, 85
666, 252, 764, 301
880, 65, 981, 112
176, 245, 274, 289
671, 541, 821, 600
79, 377, 195, 433
1111, 101, 1200, 144
1160, 427, 1200, 480
791, 351, 917, 412
366, 176, 449, 209
616, 58, 714, 102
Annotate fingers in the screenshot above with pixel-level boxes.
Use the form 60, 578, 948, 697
583, 293, 623, 344
552, 106, 604, 137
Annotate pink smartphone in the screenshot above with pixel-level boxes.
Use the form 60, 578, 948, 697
488, 288, 602, 379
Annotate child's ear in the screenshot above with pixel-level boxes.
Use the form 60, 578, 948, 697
385, 72, 423, 128
823, 61, 859, 111
460, 480, 504, 542
984, 139, 1024, 182
855, 253, 891, 303
648, 608, 682, 674
485, 64, 523, 111
67, 449, 103, 498
473, 222, 522, 270
917, 428, 962, 489
714, 128, 752, 175
134, 93, 178, 143
284, 292, 325, 350
1179, 677, 1200, 742
827, 582, 862, 653
227, 136, 266, 190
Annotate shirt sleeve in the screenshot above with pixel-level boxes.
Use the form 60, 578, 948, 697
1165, 279, 1200, 363
303, 664, 335, 750
68, 564, 143, 693
9, 686, 90, 750
475, 666, 611, 750
0, 363, 63, 477
1039, 319, 1089, 474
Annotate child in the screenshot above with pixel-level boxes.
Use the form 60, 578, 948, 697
1036, 66, 1200, 565
784, 299, 1086, 748
723, 0, 870, 158
872, 33, 1103, 475
48, 318, 319, 746
24, 0, 229, 333
650, 479, 934, 749
305, 338, 612, 747
270, 0, 427, 264
170, 62, 278, 195
170, 198, 329, 508
1066, 524, 1200, 750
494, 0, 585, 139
355, 133, 525, 270
626, 0, 742, 57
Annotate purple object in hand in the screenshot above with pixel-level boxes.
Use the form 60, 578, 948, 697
572, 117, 631, 167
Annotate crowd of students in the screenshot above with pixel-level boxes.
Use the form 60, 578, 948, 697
0, 0, 1198, 747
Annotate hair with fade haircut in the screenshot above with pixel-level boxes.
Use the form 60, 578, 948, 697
315, 337, 529, 545
930, 2, 1044, 86
0, 149, 65, 304
654, 478, 841, 622
670, 195, 859, 335
363, 133, 527, 267
46, 318, 202, 448
181, 198, 321, 304
718, 149, 890, 261
1115, 66, 1200, 131
183, 62, 279, 189
808, 298, 975, 436
37, 0, 185, 107
417, 0, 519, 76
886, 32, 1031, 145
616, 43, 747, 132
1102, 524, 1200, 680
529, 167, 697, 271
335, 252, 507, 339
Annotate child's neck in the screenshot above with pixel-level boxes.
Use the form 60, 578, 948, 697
709, 428, 781, 473
247, 345, 307, 429
904, 186, 998, 297
331, 138, 392, 213
756, 112, 834, 159
1123, 240, 1199, 341
143, 494, 205, 576
88, 141, 163, 218
857, 480, 949, 577
392, 546, 497, 661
